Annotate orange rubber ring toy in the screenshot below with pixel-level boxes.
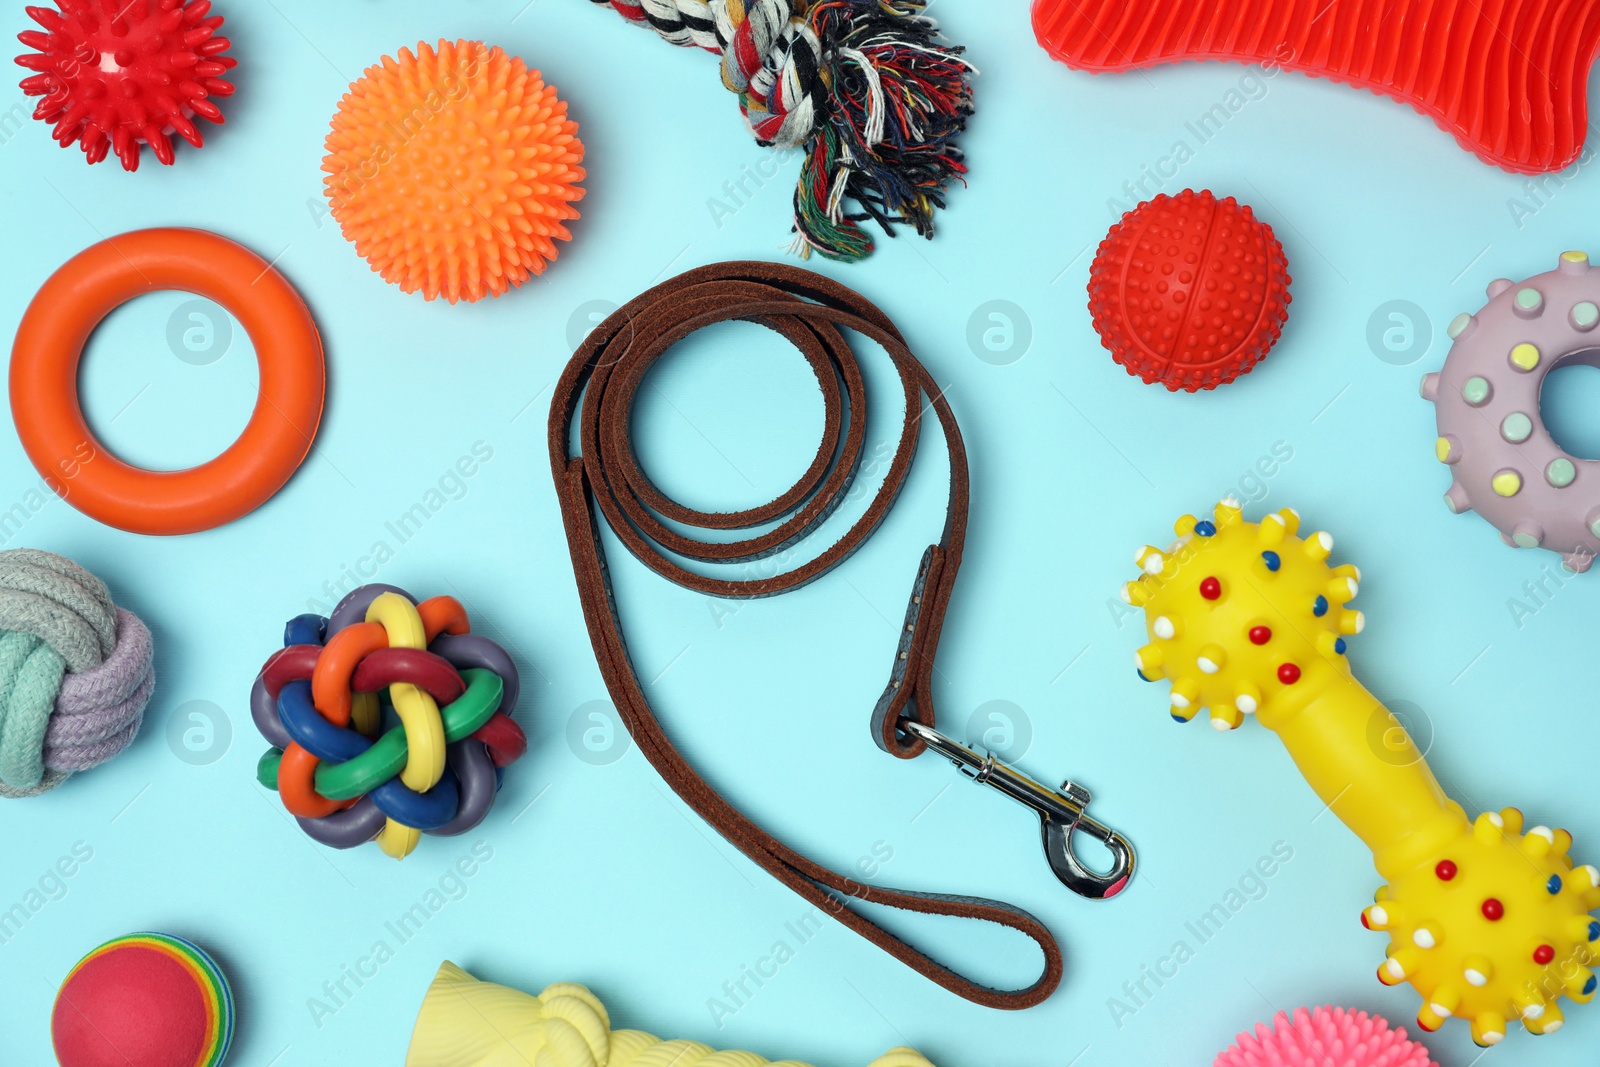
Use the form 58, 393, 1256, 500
9, 228, 325, 535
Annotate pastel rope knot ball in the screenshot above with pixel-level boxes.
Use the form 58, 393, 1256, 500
251, 583, 527, 860
322, 39, 586, 304
1214, 1005, 1436, 1067
1089, 189, 1292, 391
15, 0, 236, 171
53, 932, 234, 1067
0, 549, 154, 798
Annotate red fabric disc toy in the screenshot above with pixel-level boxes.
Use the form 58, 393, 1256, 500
1088, 189, 1291, 392
15, 0, 235, 171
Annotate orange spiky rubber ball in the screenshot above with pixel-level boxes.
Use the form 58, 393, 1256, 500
322, 40, 586, 304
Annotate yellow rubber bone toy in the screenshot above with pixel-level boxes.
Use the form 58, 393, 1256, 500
1122, 499, 1600, 1046
407, 961, 936, 1067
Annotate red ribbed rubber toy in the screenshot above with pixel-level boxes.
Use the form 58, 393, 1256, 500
1088, 189, 1291, 392
1032, 0, 1600, 175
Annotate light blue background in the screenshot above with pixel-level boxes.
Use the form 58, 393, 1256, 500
2, 2, 1600, 1064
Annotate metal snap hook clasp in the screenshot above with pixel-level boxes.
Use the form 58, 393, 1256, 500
1039, 791, 1136, 899
900, 719, 1136, 899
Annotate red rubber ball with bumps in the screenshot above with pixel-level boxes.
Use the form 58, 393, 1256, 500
15, 0, 236, 172
1088, 189, 1291, 391
53, 945, 212, 1066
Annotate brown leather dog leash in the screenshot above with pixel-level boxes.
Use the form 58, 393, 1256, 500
547, 261, 1134, 1010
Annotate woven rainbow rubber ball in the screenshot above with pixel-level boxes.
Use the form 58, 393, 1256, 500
53, 932, 234, 1067
322, 39, 586, 303
250, 583, 528, 860
1089, 189, 1291, 391
1214, 1005, 1436, 1067
15, 0, 235, 171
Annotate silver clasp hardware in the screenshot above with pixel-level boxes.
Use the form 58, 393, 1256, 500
901, 720, 1135, 900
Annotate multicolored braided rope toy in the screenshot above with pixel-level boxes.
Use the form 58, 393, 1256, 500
1125, 501, 1600, 1046
0, 549, 154, 799
590, 0, 974, 261
251, 584, 527, 860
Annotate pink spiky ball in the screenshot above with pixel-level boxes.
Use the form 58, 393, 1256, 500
15, 0, 236, 171
1215, 1006, 1436, 1067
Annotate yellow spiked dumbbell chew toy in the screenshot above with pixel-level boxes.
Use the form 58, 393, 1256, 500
1123, 499, 1600, 1046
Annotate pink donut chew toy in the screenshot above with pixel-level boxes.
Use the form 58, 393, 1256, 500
1089, 190, 1291, 391
1215, 1006, 1437, 1067
1423, 250, 1600, 572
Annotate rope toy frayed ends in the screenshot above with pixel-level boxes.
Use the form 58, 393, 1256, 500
594, 0, 974, 261
0, 550, 154, 798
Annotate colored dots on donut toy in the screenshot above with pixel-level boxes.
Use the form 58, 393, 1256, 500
1249, 626, 1272, 645
53, 933, 233, 1067
1200, 576, 1222, 600
1277, 663, 1301, 684
1491, 470, 1522, 497
323, 40, 586, 304
1500, 412, 1533, 443
1482, 897, 1505, 920
1424, 249, 1600, 572
1436, 859, 1457, 881
1087, 189, 1291, 391
15, 0, 236, 171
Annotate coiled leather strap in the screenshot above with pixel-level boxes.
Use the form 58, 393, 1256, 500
547, 261, 1062, 1009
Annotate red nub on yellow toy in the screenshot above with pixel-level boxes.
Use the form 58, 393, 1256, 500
1089, 189, 1291, 391
322, 39, 586, 304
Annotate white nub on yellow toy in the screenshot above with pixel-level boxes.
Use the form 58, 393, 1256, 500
1124, 499, 1600, 1045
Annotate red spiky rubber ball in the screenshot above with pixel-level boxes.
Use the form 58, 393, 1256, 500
1215, 1006, 1436, 1067
322, 39, 586, 305
1088, 189, 1291, 392
14, 0, 235, 171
